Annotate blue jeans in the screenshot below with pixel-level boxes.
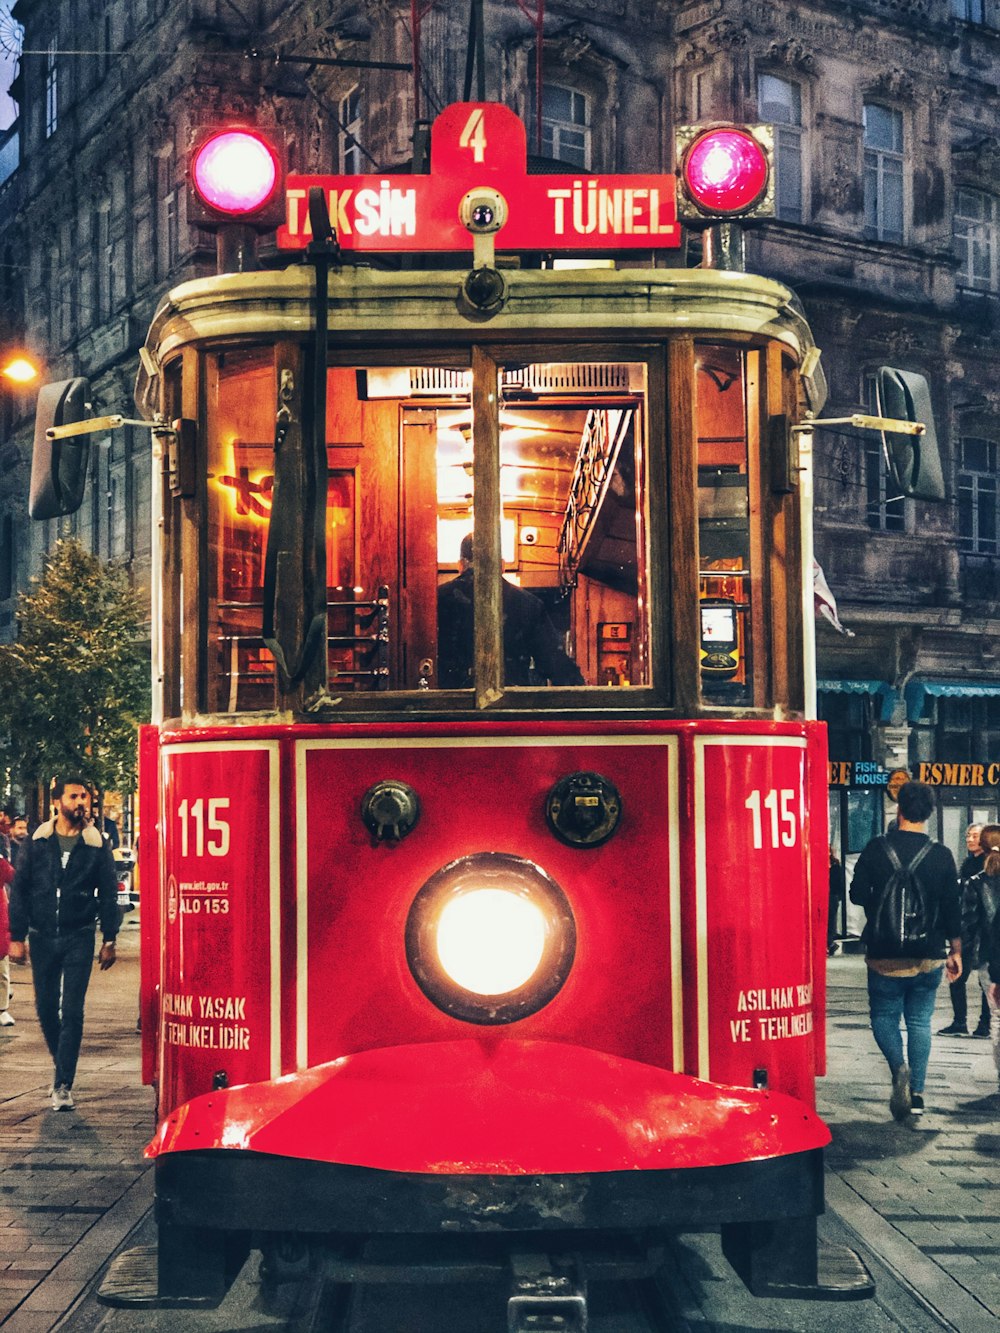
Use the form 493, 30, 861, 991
28, 927, 96, 1089
866, 966, 943, 1094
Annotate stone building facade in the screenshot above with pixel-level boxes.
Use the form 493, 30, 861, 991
1, 0, 999, 864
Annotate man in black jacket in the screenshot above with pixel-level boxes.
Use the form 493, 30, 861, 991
8, 777, 119, 1111
850, 780, 962, 1121
437, 534, 585, 689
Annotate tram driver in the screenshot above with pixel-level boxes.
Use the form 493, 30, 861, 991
437, 534, 584, 689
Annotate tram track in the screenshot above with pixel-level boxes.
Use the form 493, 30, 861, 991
285, 1270, 685, 1333
64, 1215, 956, 1333
271, 1241, 687, 1333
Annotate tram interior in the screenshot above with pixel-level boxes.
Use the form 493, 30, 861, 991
205, 345, 754, 710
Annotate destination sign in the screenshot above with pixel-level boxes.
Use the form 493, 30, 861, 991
276, 102, 680, 253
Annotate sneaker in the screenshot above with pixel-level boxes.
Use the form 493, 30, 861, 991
936, 1022, 968, 1036
890, 1064, 912, 1121
971, 1026, 990, 1039
50, 1085, 74, 1112
0, 1011, 14, 1027
910, 1093, 925, 1116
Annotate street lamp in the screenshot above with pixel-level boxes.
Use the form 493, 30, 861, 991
1, 353, 40, 385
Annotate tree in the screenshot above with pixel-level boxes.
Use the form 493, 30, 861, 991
0, 539, 150, 815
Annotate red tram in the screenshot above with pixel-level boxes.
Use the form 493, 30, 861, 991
31, 104, 884, 1320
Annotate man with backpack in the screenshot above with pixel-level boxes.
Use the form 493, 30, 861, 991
850, 780, 962, 1121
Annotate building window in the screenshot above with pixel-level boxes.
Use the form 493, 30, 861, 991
920, 696, 1000, 766
818, 692, 875, 764
156, 155, 178, 280
863, 373, 905, 532
340, 87, 362, 175
951, 0, 984, 20
863, 103, 903, 243
955, 187, 999, 291
758, 74, 802, 222
958, 436, 999, 554
44, 40, 58, 137
533, 85, 591, 169
95, 207, 110, 319
0, 515, 13, 600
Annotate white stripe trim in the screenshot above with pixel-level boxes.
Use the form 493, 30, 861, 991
664, 736, 684, 1070
294, 733, 684, 1073
294, 743, 310, 1070
298, 734, 675, 752
693, 735, 807, 1081
160, 740, 282, 1079
267, 745, 281, 1079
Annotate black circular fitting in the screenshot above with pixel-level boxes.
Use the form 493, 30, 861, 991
360, 780, 421, 842
461, 266, 507, 314
545, 771, 622, 848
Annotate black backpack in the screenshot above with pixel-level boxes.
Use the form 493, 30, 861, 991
866, 838, 938, 958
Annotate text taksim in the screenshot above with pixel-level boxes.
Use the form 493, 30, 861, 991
285, 181, 418, 240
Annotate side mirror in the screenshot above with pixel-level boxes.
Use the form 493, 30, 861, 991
28, 378, 91, 519
875, 367, 945, 502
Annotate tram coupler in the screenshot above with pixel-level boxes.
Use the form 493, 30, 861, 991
721, 1215, 874, 1301
507, 1251, 587, 1332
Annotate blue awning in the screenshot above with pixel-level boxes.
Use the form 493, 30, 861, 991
818, 679, 898, 723
905, 679, 1000, 720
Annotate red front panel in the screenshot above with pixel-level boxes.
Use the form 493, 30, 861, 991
695, 737, 818, 1104
158, 743, 280, 1111
146, 720, 827, 1130
297, 736, 680, 1074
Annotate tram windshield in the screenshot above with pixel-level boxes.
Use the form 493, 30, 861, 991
204, 353, 650, 708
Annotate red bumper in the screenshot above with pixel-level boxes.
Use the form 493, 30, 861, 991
148, 1038, 829, 1173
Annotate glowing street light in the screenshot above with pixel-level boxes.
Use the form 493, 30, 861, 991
1, 354, 40, 385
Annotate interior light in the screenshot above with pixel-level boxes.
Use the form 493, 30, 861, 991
435, 517, 517, 564
682, 128, 769, 216
437, 889, 547, 995
192, 130, 280, 217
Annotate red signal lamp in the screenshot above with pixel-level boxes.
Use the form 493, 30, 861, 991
190, 128, 281, 218
675, 124, 774, 222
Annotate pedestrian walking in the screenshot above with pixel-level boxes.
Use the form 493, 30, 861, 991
0, 853, 13, 1029
828, 845, 846, 955
938, 822, 991, 1037
7, 776, 119, 1111
8, 813, 28, 869
850, 780, 962, 1120
974, 825, 1000, 1094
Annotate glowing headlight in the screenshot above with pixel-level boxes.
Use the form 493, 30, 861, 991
437, 889, 547, 995
405, 853, 576, 1025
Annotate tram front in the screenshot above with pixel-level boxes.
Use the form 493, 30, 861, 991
31, 104, 881, 1317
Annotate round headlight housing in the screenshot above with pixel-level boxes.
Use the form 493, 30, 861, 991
405, 853, 576, 1025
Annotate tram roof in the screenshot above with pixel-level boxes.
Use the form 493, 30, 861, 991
136, 263, 827, 416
